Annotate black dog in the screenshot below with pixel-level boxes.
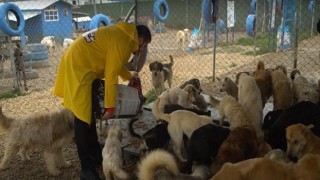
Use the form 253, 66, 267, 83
262, 101, 320, 150
182, 124, 230, 174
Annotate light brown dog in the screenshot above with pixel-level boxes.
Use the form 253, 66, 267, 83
210, 95, 252, 129
252, 61, 272, 107
286, 123, 320, 159
216, 77, 238, 101
238, 73, 263, 132
138, 149, 211, 180
211, 154, 320, 180
0, 106, 74, 176
149, 55, 174, 96
102, 123, 128, 180
270, 65, 293, 110
156, 84, 200, 118
152, 98, 213, 162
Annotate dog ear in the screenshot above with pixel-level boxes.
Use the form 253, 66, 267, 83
216, 77, 221, 82
302, 124, 314, 136
149, 63, 154, 71
158, 63, 163, 71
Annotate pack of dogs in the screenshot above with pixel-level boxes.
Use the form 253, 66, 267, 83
1, 59, 320, 179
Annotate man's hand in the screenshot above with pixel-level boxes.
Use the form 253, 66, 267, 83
130, 71, 139, 79
102, 108, 115, 120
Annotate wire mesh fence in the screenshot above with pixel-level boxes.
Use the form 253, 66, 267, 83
0, 0, 319, 111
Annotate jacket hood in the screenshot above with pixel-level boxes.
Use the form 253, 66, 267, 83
116, 22, 139, 52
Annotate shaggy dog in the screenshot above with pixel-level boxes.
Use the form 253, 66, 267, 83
155, 84, 200, 118
286, 123, 320, 159
252, 61, 272, 107
210, 154, 320, 180
183, 124, 230, 174
238, 73, 263, 134
0, 106, 74, 176
216, 77, 238, 100
149, 55, 174, 95
152, 98, 213, 162
102, 123, 128, 180
262, 101, 320, 150
137, 149, 211, 180
176, 29, 191, 49
211, 125, 271, 175
290, 69, 319, 104
209, 95, 252, 129
270, 66, 293, 110
179, 78, 208, 111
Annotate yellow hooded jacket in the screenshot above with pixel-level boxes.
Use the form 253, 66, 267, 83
53, 22, 139, 124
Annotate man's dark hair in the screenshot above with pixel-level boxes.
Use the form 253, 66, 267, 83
136, 25, 151, 43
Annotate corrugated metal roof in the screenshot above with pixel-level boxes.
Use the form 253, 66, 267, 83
0, 0, 75, 11
73, 16, 91, 22
8, 11, 41, 21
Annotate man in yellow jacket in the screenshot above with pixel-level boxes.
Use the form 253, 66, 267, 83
53, 22, 151, 180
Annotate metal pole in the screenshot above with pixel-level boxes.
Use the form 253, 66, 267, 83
293, 0, 300, 68
134, 0, 138, 25
186, 0, 189, 28
93, 0, 97, 14
253, 0, 258, 60
311, 0, 315, 36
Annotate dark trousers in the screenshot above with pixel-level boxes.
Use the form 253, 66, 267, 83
74, 79, 104, 171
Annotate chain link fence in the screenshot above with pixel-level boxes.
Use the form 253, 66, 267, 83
0, 0, 319, 110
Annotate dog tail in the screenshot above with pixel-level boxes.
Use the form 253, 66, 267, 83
275, 65, 288, 76
290, 69, 301, 81
152, 98, 171, 122
0, 106, 13, 130
128, 118, 142, 140
256, 61, 265, 70
169, 55, 174, 67
137, 149, 179, 180
107, 165, 129, 180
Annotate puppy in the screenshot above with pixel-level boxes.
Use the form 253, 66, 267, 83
129, 118, 171, 153
156, 84, 200, 118
290, 69, 319, 104
216, 77, 238, 100
0, 107, 74, 176
149, 55, 174, 95
152, 98, 213, 162
210, 95, 252, 129
286, 123, 320, 159
252, 61, 272, 107
179, 78, 208, 111
238, 73, 263, 133
270, 66, 293, 110
262, 101, 320, 150
183, 124, 230, 174
102, 123, 128, 180
176, 29, 190, 49
211, 154, 320, 180
138, 149, 211, 180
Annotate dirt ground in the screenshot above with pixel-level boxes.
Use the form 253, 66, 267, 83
0, 30, 319, 179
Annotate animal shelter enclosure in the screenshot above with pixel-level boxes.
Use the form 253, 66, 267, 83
0, 0, 320, 179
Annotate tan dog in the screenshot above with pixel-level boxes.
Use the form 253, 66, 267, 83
286, 123, 320, 159
216, 77, 238, 100
238, 73, 263, 132
290, 69, 319, 104
0, 106, 74, 176
152, 98, 213, 162
270, 65, 293, 110
102, 123, 128, 180
252, 61, 272, 107
138, 149, 211, 180
149, 55, 174, 96
210, 95, 252, 129
211, 154, 320, 180
156, 84, 200, 118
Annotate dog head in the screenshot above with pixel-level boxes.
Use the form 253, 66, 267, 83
217, 77, 232, 93
183, 84, 201, 102
286, 123, 314, 159
107, 123, 123, 141
180, 78, 202, 92
149, 61, 163, 76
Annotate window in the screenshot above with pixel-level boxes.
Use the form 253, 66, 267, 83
44, 5, 58, 21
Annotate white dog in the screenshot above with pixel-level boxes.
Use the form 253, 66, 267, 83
63, 38, 74, 50
176, 29, 190, 49
238, 73, 263, 134
102, 123, 128, 180
0, 106, 74, 176
41, 36, 56, 51
152, 98, 213, 162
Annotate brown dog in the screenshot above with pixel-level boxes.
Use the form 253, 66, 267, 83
286, 123, 320, 159
270, 65, 293, 110
252, 61, 272, 107
149, 55, 174, 95
211, 154, 320, 180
